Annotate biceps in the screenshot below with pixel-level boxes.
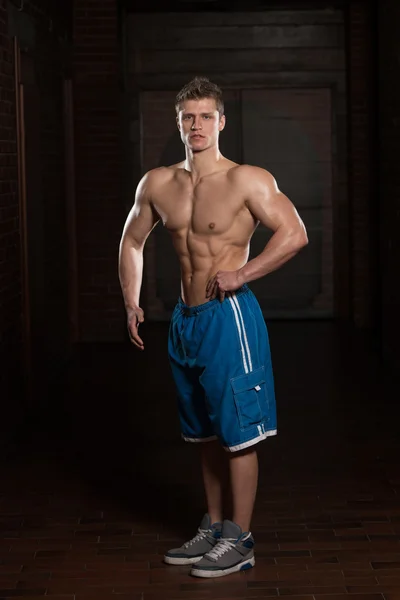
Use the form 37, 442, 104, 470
250, 192, 303, 233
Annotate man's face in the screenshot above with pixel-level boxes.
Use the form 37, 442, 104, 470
177, 98, 225, 152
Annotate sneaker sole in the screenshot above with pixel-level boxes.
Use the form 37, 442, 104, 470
164, 554, 204, 565
190, 556, 255, 578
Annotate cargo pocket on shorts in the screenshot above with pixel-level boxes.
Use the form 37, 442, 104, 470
230, 366, 269, 431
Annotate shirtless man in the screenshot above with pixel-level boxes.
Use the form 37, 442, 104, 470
119, 77, 308, 578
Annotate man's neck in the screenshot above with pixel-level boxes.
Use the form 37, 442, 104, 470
184, 146, 223, 181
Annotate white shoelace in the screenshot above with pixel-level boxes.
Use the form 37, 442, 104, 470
183, 528, 208, 548
206, 538, 235, 560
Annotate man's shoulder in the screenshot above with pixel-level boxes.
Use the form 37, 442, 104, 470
231, 164, 274, 182
144, 164, 177, 180
226, 165, 280, 208
143, 163, 184, 185
230, 164, 278, 194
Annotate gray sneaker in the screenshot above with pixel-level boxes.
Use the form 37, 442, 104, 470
190, 519, 255, 578
164, 514, 222, 565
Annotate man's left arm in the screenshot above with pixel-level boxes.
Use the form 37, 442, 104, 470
237, 166, 308, 285
206, 167, 308, 300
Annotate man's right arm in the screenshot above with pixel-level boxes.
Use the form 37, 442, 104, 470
118, 172, 160, 349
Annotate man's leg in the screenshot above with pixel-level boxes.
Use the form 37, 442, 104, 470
228, 447, 258, 532
190, 446, 258, 577
200, 440, 231, 524
164, 443, 226, 565
201, 441, 259, 532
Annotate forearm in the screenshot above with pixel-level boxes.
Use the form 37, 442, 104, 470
239, 228, 307, 285
118, 239, 144, 310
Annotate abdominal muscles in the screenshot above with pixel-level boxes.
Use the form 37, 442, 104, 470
172, 229, 250, 306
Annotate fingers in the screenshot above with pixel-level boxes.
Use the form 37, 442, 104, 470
209, 280, 219, 300
206, 275, 216, 298
206, 273, 227, 301
128, 316, 144, 350
129, 327, 144, 350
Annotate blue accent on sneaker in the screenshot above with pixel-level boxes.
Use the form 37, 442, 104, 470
190, 520, 255, 578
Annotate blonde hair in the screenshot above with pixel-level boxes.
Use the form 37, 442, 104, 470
175, 76, 224, 115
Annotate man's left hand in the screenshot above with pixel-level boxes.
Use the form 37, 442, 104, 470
206, 270, 244, 302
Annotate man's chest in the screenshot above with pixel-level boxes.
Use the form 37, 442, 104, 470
152, 179, 246, 235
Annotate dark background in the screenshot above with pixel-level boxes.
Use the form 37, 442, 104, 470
0, 0, 398, 454
0, 2, 400, 597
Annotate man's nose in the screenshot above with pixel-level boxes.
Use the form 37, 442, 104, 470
191, 117, 202, 130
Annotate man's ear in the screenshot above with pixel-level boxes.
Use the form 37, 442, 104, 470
176, 115, 181, 131
219, 114, 226, 132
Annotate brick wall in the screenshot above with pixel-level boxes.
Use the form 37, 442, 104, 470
33, 17, 70, 376
73, 0, 126, 341
0, 0, 22, 438
378, 0, 400, 373
0, 0, 71, 443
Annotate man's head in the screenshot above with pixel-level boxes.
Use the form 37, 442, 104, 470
175, 76, 226, 152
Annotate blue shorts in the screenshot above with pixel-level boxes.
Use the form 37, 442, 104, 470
168, 285, 277, 452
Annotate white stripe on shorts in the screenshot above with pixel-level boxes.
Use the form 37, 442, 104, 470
232, 293, 253, 372
228, 295, 249, 374
225, 428, 278, 452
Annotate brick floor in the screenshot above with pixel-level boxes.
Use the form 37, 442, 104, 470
0, 322, 399, 599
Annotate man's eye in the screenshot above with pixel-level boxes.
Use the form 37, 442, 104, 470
203, 115, 211, 119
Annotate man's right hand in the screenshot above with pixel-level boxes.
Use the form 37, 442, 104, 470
127, 306, 145, 350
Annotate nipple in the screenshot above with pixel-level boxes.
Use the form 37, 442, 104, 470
209, 222, 215, 230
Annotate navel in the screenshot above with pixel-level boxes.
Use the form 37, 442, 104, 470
209, 222, 215, 230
